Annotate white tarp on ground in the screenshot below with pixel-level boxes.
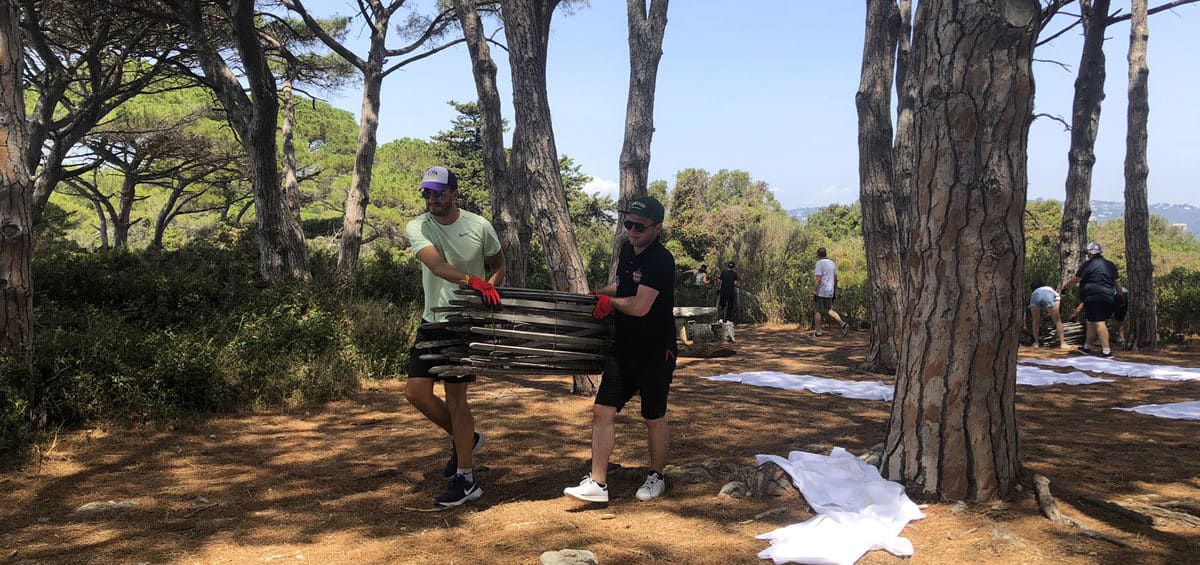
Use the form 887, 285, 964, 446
1016, 365, 1112, 386
704, 372, 893, 401
1022, 357, 1200, 382
755, 448, 926, 565
1115, 400, 1200, 420
705, 370, 1107, 401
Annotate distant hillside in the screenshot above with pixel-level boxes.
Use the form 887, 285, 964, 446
1092, 200, 1200, 234
790, 201, 1200, 234
786, 207, 823, 221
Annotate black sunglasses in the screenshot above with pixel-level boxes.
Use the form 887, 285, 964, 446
623, 220, 660, 233
420, 189, 449, 200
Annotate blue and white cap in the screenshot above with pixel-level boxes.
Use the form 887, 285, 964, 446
420, 166, 458, 192
1087, 241, 1102, 255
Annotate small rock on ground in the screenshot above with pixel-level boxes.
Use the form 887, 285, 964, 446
73, 500, 138, 514
540, 549, 599, 565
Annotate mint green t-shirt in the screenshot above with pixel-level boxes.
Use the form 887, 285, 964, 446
406, 210, 502, 322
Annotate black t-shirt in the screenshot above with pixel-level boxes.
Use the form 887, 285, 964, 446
719, 268, 738, 296
1076, 256, 1119, 303
614, 240, 676, 360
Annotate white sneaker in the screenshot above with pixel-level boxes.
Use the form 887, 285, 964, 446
564, 475, 609, 503
636, 472, 665, 501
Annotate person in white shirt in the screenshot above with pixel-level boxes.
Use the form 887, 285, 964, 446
812, 248, 848, 338
1027, 282, 1070, 350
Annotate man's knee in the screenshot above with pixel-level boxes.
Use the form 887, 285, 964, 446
644, 416, 666, 430
592, 404, 617, 425
405, 378, 433, 405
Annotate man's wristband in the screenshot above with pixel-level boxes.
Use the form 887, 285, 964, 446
462, 275, 472, 285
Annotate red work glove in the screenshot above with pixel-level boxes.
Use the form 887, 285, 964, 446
466, 276, 500, 307
591, 292, 613, 319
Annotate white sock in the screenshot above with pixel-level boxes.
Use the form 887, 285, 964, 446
458, 468, 473, 482
1102, 348, 1111, 354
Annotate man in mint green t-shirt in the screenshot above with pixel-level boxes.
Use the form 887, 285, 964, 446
404, 166, 504, 507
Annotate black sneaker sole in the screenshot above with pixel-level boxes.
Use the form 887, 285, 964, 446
436, 485, 483, 507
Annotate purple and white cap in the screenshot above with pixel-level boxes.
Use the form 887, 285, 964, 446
1087, 241, 1102, 255
420, 166, 458, 192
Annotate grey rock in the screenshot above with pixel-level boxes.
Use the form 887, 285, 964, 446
718, 481, 747, 497
74, 500, 138, 514
540, 549, 599, 565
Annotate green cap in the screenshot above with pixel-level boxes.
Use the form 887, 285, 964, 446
620, 195, 665, 223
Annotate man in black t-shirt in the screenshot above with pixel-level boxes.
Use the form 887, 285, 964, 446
717, 261, 738, 323
1061, 242, 1123, 357
564, 196, 676, 504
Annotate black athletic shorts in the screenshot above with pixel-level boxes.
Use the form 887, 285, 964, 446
407, 324, 475, 384
595, 351, 676, 420
1083, 300, 1115, 323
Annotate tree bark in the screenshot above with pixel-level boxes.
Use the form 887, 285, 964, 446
882, 0, 1036, 502
609, 0, 668, 280
337, 60, 382, 278
1123, 0, 1155, 350
893, 0, 916, 254
280, 73, 303, 225
183, 0, 310, 282
113, 172, 138, 248
1057, 0, 1110, 285
454, 0, 529, 287
500, 0, 588, 295
500, 0, 592, 394
855, 0, 901, 374
0, 0, 34, 412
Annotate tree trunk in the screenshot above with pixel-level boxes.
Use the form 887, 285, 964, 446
93, 198, 109, 250
500, 0, 587, 295
609, 0, 669, 281
113, 173, 137, 248
856, 0, 901, 374
337, 61, 383, 278
501, 0, 592, 395
152, 178, 184, 252
183, 0, 309, 282
231, 0, 309, 281
1123, 0, 1155, 350
454, 0, 529, 287
280, 73, 303, 225
0, 0, 34, 412
1057, 0, 1110, 285
883, 0, 1036, 502
893, 0, 916, 254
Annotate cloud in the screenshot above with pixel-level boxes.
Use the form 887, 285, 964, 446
583, 177, 619, 199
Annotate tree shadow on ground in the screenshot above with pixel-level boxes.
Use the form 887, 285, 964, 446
1, 325, 1197, 563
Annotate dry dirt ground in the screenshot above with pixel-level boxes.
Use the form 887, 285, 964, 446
2, 325, 1199, 564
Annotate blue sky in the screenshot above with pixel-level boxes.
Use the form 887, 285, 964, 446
306, 0, 1200, 210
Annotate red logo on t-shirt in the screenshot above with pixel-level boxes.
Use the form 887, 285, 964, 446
632, 269, 642, 283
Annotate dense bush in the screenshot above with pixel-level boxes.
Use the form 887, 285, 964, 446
1155, 267, 1200, 343
1, 232, 421, 455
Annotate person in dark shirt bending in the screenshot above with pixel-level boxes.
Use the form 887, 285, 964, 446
564, 196, 676, 504
1061, 242, 1123, 358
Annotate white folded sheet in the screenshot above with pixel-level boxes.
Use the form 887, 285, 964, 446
1022, 357, 1200, 381
1115, 400, 1200, 420
1016, 365, 1112, 386
705, 372, 893, 401
755, 448, 925, 565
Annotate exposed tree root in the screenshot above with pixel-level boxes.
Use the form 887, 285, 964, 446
1129, 503, 1200, 528
1031, 474, 1132, 548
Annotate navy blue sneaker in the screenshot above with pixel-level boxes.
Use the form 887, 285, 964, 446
444, 432, 485, 479
436, 474, 482, 507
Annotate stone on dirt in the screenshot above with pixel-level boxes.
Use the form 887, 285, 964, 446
540, 549, 599, 565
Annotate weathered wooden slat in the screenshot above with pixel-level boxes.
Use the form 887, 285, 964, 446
469, 342, 609, 361
468, 327, 610, 349
414, 339, 470, 350
447, 310, 611, 330
451, 297, 595, 314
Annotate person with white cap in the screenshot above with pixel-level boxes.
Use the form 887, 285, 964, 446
1060, 242, 1123, 357
404, 166, 505, 507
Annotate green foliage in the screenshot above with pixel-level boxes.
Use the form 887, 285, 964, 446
805, 203, 862, 242
1155, 267, 1200, 342
2, 234, 420, 454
